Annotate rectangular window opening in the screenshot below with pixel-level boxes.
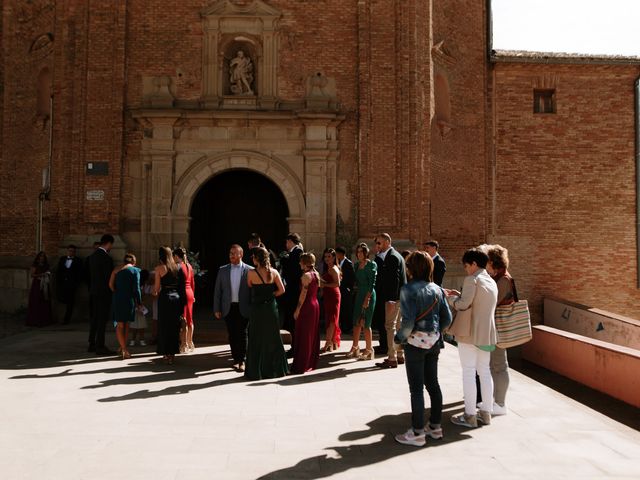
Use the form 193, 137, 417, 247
534, 89, 556, 114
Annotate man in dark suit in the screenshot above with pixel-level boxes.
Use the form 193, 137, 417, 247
335, 246, 355, 334
373, 233, 407, 369
424, 240, 446, 286
214, 244, 253, 372
279, 233, 303, 349
86, 234, 115, 355
56, 244, 84, 324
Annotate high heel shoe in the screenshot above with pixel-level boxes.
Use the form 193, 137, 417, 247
121, 350, 131, 360
188, 342, 195, 352
179, 343, 187, 354
358, 349, 374, 361
321, 343, 334, 353
346, 347, 360, 358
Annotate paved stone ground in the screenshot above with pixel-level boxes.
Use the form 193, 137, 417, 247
1, 318, 639, 480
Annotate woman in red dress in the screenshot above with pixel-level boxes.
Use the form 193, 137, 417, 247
25, 251, 53, 327
174, 247, 195, 352
292, 252, 321, 374
321, 248, 341, 352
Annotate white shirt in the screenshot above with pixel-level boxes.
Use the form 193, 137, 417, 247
64, 257, 73, 269
377, 247, 391, 262
230, 262, 243, 303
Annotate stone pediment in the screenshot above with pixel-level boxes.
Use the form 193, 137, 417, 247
201, 0, 281, 18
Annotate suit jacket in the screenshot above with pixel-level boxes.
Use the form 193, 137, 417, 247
432, 253, 446, 287
339, 257, 355, 295
213, 262, 253, 318
280, 245, 303, 298
56, 256, 84, 302
450, 268, 498, 346
87, 248, 114, 300
374, 247, 407, 302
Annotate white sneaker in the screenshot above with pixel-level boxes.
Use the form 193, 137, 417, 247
492, 402, 507, 416
128, 340, 136, 347
451, 413, 478, 428
394, 429, 426, 447
139, 340, 147, 347
425, 424, 443, 440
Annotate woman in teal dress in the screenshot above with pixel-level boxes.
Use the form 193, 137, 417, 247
109, 253, 141, 360
244, 247, 289, 380
347, 243, 377, 361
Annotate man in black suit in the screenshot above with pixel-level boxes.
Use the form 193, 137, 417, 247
56, 244, 84, 324
86, 234, 115, 355
372, 233, 407, 369
335, 246, 355, 334
424, 240, 446, 286
279, 233, 303, 345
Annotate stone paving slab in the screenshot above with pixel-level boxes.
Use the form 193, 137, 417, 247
1, 326, 639, 479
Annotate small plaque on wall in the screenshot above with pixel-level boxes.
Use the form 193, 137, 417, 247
86, 190, 105, 201
86, 162, 109, 175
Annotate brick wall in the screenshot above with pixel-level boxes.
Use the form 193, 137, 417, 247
491, 62, 640, 319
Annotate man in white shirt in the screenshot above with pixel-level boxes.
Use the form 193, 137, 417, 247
214, 244, 253, 372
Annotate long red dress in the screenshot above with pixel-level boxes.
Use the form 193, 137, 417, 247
322, 270, 341, 347
292, 273, 320, 374
180, 262, 195, 326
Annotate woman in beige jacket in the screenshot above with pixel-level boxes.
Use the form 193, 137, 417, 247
445, 248, 498, 428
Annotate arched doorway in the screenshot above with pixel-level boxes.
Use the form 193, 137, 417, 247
189, 169, 289, 302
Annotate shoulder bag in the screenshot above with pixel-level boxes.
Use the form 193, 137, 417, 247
407, 295, 440, 350
495, 278, 532, 348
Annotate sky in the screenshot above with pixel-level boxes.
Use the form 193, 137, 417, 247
491, 0, 640, 57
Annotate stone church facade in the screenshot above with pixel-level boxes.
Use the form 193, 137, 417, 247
1, 0, 639, 319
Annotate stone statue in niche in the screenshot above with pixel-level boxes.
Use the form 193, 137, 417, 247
229, 50, 254, 95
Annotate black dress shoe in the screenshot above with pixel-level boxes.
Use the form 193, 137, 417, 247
95, 347, 116, 355
286, 349, 294, 358
87, 344, 96, 353
374, 345, 388, 355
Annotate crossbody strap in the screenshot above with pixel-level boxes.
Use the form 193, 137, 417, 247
415, 295, 439, 322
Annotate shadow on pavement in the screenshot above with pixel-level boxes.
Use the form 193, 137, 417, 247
256, 408, 471, 479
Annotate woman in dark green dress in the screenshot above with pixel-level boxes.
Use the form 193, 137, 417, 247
109, 253, 141, 360
244, 247, 288, 380
347, 243, 377, 361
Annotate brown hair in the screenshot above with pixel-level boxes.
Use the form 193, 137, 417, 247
300, 252, 316, 271
252, 246, 272, 282
355, 242, 370, 258
123, 253, 136, 265
405, 250, 434, 282
487, 244, 509, 271
158, 246, 178, 274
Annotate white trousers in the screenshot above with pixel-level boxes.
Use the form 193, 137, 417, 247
457, 342, 494, 415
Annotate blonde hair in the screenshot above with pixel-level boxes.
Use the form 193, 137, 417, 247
300, 252, 316, 271
159, 246, 178, 274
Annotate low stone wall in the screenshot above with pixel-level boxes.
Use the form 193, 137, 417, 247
0, 266, 30, 312
544, 297, 640, 350
522, 325, 640, 408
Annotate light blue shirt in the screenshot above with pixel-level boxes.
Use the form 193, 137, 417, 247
230, 262, 243, 303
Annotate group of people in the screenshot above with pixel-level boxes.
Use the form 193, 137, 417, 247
25, 231, 517, 448
393, 243, 516, 447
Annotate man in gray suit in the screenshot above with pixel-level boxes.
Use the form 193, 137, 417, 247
214, 244, 253, 372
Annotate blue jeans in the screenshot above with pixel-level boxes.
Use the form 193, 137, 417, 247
404, 343, 443, 430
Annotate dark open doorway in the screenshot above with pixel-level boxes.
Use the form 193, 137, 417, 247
189, 169, 289, 304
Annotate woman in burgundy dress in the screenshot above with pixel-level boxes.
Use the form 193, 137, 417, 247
174, 247, 196, 352
25, 251, 54, 327
292, 252, 321, 374
321, 248, 341, 352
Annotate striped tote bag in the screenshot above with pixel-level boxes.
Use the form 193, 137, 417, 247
494, 279, 532, 348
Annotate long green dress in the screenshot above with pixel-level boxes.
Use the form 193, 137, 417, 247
244, 280, 289, 380
352, 260, 377, 328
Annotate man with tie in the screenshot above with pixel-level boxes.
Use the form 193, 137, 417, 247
279, 233, 303, 336
56, 244, 84, 324
214, 244, 253, 372
335, 246, 355, 335
424, 240, 446, 286
86, 234, 115, 355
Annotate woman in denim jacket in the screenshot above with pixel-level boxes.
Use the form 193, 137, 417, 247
394, 251, 452, 447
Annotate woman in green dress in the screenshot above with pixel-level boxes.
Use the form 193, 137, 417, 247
244, 247, 289, 380
347, 242, 377, 361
